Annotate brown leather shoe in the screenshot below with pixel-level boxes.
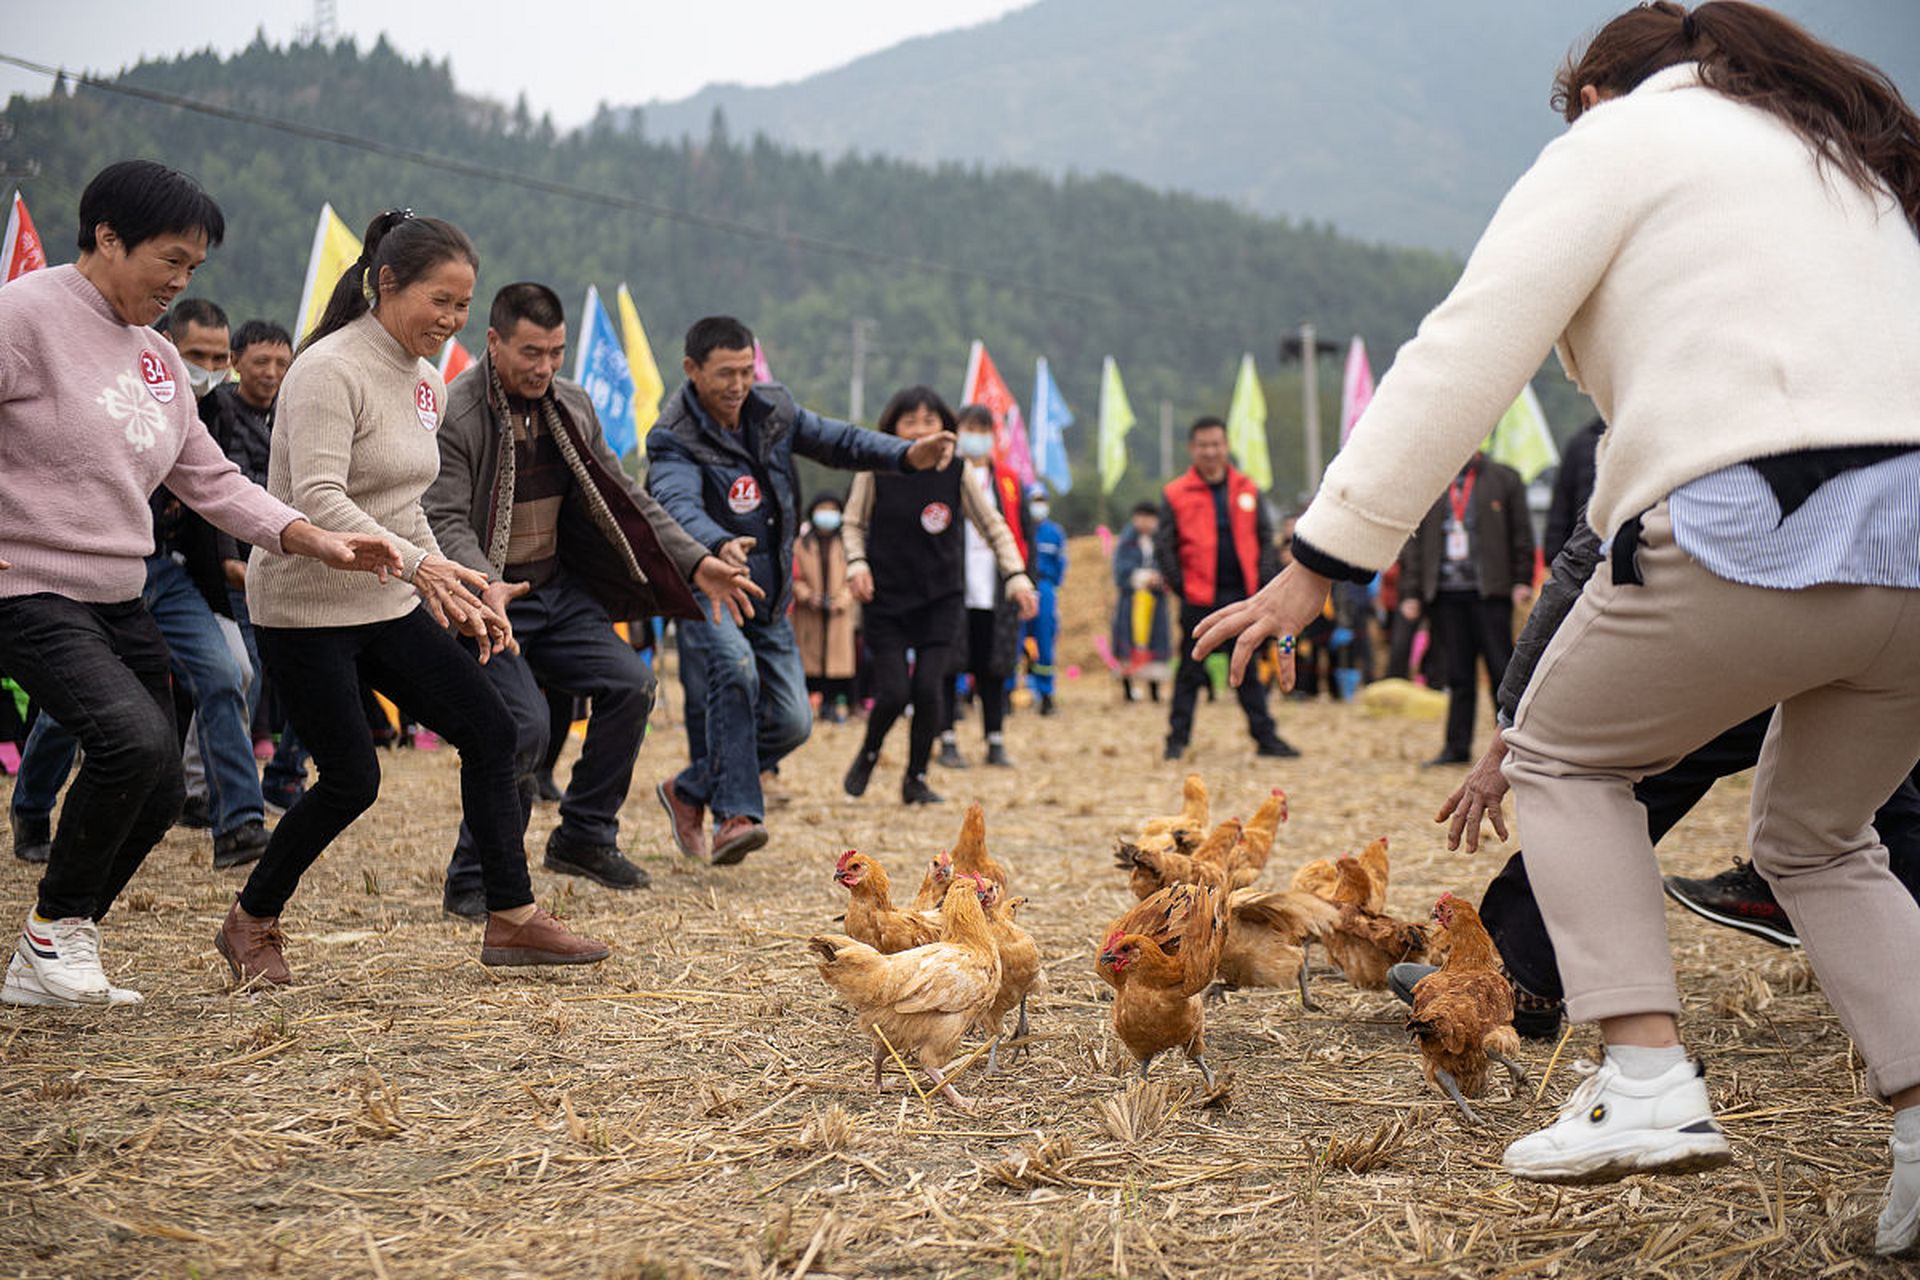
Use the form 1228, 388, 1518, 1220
216, 900, 291, 987
709, 815, 769, 866
655, 778, 706, 861
480, 908, 610, 967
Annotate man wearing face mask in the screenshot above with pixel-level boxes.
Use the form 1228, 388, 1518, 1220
424, 284, 761, 918
1020, 484, 1067, 717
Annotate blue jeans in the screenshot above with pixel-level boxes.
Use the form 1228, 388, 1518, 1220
143, 556, 263, 833
11, 713, 77, 819
673, 604, 811, 824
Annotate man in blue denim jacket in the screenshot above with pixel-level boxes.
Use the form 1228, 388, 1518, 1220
647, 317, 955, 863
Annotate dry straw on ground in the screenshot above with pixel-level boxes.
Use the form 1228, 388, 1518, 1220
0, 542, 1908, 1277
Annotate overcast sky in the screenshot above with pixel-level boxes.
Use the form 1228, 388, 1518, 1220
0, 0, 1032, 126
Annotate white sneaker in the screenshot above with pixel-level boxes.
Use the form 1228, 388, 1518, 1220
1878, 1134, 1920, 1256
18, 912, 111, 1004
1, 948, 142, 1007
1502, 1056, 1731, 1185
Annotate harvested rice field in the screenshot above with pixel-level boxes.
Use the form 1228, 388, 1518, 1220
0, 548, 1906, 1279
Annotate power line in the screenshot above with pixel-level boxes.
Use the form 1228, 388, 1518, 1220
0, 49, 1262, 334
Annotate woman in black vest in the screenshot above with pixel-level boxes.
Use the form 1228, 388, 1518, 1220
843, 388, 1036, 804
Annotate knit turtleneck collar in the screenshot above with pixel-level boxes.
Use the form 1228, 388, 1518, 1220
351, 310, 422, 375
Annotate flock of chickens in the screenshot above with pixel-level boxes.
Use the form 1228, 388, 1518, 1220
807, 778, 1530, 1123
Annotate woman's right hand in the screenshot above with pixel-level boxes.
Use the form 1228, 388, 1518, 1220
849, 565, 875, 604
410, 554, 493, 637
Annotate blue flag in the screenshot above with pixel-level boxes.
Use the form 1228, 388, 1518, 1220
1030, 356, 1075, 493
574, 284, 638, 456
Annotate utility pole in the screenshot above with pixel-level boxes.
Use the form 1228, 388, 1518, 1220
1159, 399, 1174, 481
848, 316, 876, 423
1300, 321, 1322, 494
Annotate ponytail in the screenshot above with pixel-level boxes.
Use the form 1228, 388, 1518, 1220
1555, 2, 1920, 235
298, 209, 479, 357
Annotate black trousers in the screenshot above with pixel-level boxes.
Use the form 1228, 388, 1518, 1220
0, 594, 181, 921
948, 606, 1006, 738
1482, 709, 1920, 999
1167, 603, 1279, 749
859, 604, 957, 778
243, 607, 535, 917
1430, 591, 1512, 756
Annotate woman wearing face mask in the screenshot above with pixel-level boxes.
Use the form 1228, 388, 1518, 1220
937, 404, 1040, 769
222, 209, 610, 987
843, 389, 1037, 804
793, 492, 857, 724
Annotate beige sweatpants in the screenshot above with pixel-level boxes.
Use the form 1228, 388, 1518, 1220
1505, 503, 1920, 1099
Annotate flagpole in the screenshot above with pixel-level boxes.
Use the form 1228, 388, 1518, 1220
1301, 322, 1323, 495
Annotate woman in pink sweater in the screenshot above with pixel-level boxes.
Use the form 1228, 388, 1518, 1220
0, 161, 398, 1010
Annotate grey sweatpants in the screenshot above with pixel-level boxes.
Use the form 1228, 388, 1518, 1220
1505, 503, 1920, 1099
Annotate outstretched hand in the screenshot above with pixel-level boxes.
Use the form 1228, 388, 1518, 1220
693, 555, 765, 626
1188, 560, 1333, 689
904, 431, 957, 472
1436, 728, 1512, 853
410, 554, 494, 642
281, 519, 404, 581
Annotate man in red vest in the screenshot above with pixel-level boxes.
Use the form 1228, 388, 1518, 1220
1156, 417, 1297, 761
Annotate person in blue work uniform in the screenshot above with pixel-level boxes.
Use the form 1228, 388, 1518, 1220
646, 317, 957, 866
1020, 484, 1067, 716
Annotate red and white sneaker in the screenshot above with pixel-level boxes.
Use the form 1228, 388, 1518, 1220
17, 911, 111, 1004
2, 948, 142, 1006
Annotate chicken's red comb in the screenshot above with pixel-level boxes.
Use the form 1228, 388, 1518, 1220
835, 850, 858, 872
1101, 929, 1124, 951
1437, 890, 1455, 904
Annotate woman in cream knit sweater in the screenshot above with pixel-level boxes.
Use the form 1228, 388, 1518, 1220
1196, 2, 1920, 1246
222, 210, 609, 985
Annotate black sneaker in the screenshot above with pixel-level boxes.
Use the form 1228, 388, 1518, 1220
177, 794, 212, 830
533, 772, 564, 804
1388, 962, 1438, 1006
543, 828, 651, 890
1663, 860, 1797, 947
1423, 749, 1473, 767
902, 774, 943, 805
212, 819, 270, 870
936, 741, 968, 770
1257, 738, 1301, 759
1163, 740, 1185, 762
10, 810, 50, 864
442, 882, 487, 921
985, 742, 1013, 768
844, 749, 879, 798
1039, 694, 1057, 717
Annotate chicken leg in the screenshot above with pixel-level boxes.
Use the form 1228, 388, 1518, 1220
871, 1045, 888, 1092
923, 1063, 975, 1113
1297, 940, 1321, 1012
1489, 1048, 1530, 1092
1192, 1055, 1218, 1090
1433, 1068, 1484, 1127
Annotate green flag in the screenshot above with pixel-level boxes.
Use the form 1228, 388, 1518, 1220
1225, 352, 1272, 490
1483, 383, 1559, 483
1097, 355, 1137, 494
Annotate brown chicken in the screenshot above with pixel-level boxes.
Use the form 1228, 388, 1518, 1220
834, 851, 939, 954
1096, 882, 1229, 1086
1311, 856, 1431, 991
1407, 893, 1528, 1125
1216, 887, 1340, 1007
1290, 835, 1390, 910
809, 878, 1002, 1110
909, 848, 954, 911
951, 802, 1010, 898
1136, 773, 1210, 854
1226, 788, 1290, 888
967, 877, 1046, 1072
1116, 817, 1242, 900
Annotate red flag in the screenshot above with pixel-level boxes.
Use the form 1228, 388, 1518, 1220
3, 190, 47, 282
959, 340, 1037, 490
438, 338, 474, 381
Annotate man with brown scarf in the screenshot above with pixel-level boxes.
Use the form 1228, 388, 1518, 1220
424, 282, 760, 917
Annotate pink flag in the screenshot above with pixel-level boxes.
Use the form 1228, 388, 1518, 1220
2, 190, 48, 282
1339, 336, 1375, 446
752, 339, 773, 384
438, 338, 474, 381
959, 339, 1037, 488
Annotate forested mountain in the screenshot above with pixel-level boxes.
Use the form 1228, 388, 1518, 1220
634, 0, 1920, 253
7, 37, 1500, 520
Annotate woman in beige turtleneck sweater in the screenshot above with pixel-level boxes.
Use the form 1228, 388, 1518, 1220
222, 210, 608, 985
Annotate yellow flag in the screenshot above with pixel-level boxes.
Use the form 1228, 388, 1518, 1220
294, 203, 362, 343
616, 284, 666, 437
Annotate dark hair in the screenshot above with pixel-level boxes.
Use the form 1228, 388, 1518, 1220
302, 210, 478, 356
1189, 415, 1227, 441
1131, 501, 1160, 518
1556, 2, 1920, 234
875, 385, 957, 435
490, 281, 565, 336
685, 316, 755, 366
230, 319, 294, 355
809, 491, 844, 516
955, 404, 995, 431
158, 296, 228, 337
76, 160, 225, 254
